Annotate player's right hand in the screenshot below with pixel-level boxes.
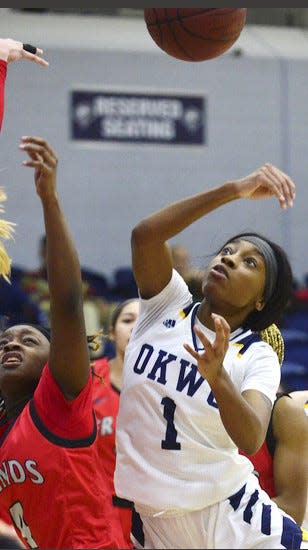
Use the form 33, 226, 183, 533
234, 163, 295, 210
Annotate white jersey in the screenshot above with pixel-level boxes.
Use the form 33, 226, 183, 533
115, 270, 281, 513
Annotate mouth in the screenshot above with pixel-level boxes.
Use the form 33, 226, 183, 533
1, 352, 23, 368
210, 264, 228, 279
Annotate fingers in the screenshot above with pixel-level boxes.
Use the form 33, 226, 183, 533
183, 313, 230, 360
183, 342, 199, 360
21, 48, 49, 67
263, 163, 295, 209
1, 39, 49, 66
22, 43, 37, 54
19, 136, 57, 166
211, 314, 230, 353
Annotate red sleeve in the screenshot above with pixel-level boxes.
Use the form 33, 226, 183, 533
0, 60, 7, 131
33, 364, 94, 439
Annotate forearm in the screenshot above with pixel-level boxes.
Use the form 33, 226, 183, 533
42, 195, 83, 306
134, 181, 238, 243
210, 369, 266, 454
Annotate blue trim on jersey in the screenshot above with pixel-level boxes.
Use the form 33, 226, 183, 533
190, 303, 252, 353
182, 302, 197, 319
228, 484, 246, 510
281, 515, 302, 549
234, 332, 262, 355
191, 303, 202, 351
228, 483, 301, 548
244, 489, 259, 523
132, 509, 145, 548
261, 504, 271, 535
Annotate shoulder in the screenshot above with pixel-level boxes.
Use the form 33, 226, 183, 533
232, 330, 278, 363
132, 269, 193, 338
273, 393, 308, 442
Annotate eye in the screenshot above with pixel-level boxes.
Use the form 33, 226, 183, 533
23, 337, 39, 345
0, 339, 9, 350
221, 246, 233, 255
245, 257, 257, 267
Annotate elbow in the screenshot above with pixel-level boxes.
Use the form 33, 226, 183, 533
240, 441, 261, 456
131, 220, 156, 248
239, 426, 265, 456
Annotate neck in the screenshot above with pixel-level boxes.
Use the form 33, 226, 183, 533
197, 299, 246, 333
109, 355, 123, 391
4, 395, 31, 420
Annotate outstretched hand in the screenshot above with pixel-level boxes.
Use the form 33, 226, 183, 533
19, 136, 58, 199
0, 38, 48, 67
235, 163, 295, 210
184, 313, 230, 386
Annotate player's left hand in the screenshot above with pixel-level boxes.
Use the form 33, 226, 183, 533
184, 313, 230, 385
19, 136, 58, 200
0, 38, 48, 66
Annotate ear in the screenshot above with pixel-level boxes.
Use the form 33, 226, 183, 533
255, 298, 265, 312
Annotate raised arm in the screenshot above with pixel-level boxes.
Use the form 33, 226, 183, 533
0, 38, 48, 131
20, 136, 90, 399
132, 164, 295, 299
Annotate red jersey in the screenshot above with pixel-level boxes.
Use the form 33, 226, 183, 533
0, 60, 7, 130
243, 435, 276, 497
0, 364, 126, 549
92, 357, 133, 549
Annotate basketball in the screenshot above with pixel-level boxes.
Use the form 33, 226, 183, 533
144, 8, 247, 62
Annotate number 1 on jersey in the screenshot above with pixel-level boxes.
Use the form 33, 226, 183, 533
161, 396, 181, 450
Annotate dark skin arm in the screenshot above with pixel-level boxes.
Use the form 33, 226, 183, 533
132, 163, 295, 299
184, 318, 272, 454
20, 136, 90, 399
271, 395, 308, 525
132, 164, 295, 452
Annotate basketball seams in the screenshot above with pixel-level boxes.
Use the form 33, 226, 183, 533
165, 8, 196, 62
144, 8, 246, 62
151, 8, 164, 51
176, 15, 243, 45
145, 8, 238, 27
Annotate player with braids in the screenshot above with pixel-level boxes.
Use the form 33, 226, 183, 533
115, 163, 303, 549
259, 323, 285, 365
0, 136, 126, 549
240, 324, 308, 530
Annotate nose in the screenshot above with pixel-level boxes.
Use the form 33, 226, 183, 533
3, 340, 20, 351
221, 254, 236, 268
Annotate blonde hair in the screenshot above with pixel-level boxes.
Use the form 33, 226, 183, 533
259, 323, 284, 366
0, 189, 15, 282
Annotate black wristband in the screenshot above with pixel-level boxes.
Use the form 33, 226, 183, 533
23, 43, 37, 54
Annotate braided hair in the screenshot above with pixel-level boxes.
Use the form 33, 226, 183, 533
259, 323, 284, 366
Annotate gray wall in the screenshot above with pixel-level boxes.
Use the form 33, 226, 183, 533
1, 14, 308, 286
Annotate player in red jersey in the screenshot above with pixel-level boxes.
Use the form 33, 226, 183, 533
0, 38, 48, 131
0, 136, 126, 549
93, 298, 139, 548
0, 39, 47, 548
